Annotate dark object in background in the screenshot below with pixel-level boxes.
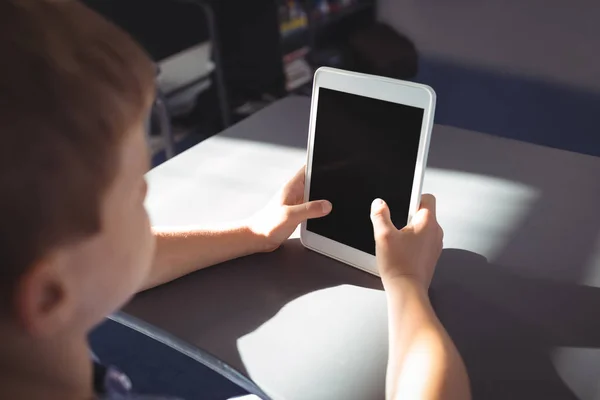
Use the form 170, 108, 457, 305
311, 48, 346, 69
349, 23, 418, 79
208, 0, 287, 106
83, 0, 227, 128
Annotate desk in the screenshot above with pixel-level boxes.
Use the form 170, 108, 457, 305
119, 97, 600, 400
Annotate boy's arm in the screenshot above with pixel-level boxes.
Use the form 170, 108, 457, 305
370, 196, 470, 400
141, 167, 332, 291
385, 277, 470, 399
142, 224, 266, 290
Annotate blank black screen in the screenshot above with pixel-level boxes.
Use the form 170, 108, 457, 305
307, 87, 424, 255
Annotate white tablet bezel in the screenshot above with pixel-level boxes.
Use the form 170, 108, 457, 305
300, 67, 436, 276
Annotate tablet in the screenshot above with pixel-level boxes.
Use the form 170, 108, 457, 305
300, 67, 436, 276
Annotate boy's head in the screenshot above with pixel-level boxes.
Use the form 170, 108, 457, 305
0, 0, 156, 341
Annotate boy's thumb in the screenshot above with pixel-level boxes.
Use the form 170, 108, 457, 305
370, 199, 395, 236
287, 200, 332, 222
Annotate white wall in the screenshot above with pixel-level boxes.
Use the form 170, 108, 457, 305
378, 0, 600, 92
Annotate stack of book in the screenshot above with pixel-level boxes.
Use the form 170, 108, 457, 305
283, 47, 313, 91
279, 0, 308, 37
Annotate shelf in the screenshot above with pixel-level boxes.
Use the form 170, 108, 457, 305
281, 27, 310, 55
281, 26, 309, 44
281, 26, 309, 38
312, 2, 373, 30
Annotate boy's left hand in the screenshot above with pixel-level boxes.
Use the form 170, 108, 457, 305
248, 166, 332, 252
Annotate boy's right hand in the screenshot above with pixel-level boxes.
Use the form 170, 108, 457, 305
370, 194, 443, 289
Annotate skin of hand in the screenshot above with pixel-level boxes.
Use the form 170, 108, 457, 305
249, 166, 333, 252
370, 194, 443, 288
145, 167, 331, 290
371, 195, 471, 400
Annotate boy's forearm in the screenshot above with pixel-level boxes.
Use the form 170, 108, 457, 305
142, 224, 266, 291
384, 277, 470, 400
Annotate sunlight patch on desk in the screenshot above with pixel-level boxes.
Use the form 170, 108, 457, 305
145, 136, 306, 226
210, 135, 305, 153
237, 285, 388, 400
552, 347, 600, 400
423, 168, 540, 262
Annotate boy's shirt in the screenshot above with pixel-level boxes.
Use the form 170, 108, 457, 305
93, 362, 260, 400
94, 362, 181, 400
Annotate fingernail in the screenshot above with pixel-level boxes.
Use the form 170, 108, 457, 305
371, 198, 384, 210
322, 201, 332, 214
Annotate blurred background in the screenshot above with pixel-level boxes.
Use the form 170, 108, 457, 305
84, 0, 600, 398
82, 0, 600, 166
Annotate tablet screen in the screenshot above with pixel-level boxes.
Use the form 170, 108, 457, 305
307, 87, 424, 256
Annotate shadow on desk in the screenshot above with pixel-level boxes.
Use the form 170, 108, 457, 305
123, 245, 600, 399
123, 238, 383, 396
427, 131, 600, 399
434, 249, 600, 400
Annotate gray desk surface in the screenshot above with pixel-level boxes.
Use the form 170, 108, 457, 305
120, 97, 600, 400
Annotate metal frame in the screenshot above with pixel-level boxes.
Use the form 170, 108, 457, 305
175, 0, 231, 128
154, 89, 176, 160
151, 0, 231, 160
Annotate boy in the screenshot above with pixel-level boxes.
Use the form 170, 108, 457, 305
0, 1, 469, 399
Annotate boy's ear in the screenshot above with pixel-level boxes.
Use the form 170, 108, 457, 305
14, 253, 76, 337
